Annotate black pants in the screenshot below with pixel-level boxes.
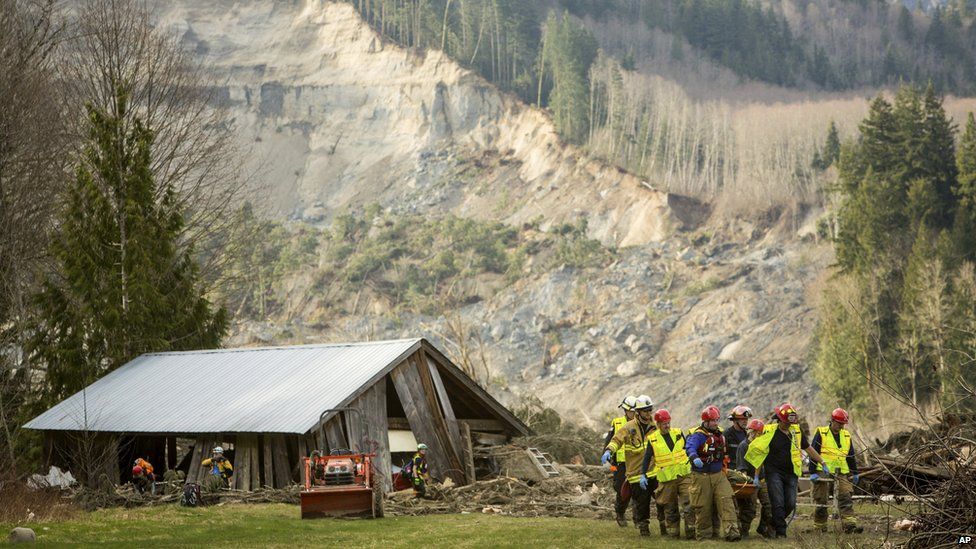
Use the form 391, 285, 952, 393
613, 465, 628, 515
413, 479, 426, 498
765, 469, 797, 536
631, 481, 653, 531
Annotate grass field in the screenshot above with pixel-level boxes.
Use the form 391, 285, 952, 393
1, 502, 910, 547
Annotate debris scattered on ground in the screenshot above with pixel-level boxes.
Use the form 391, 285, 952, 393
27, 466, 76, 491
385, 464, 614, 519
72, 484, 301, 511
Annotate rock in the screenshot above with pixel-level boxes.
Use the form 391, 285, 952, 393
625, 334, 648, 354
616, 361, 639, 377
301, 205, 326, 222
8, 528, 35, 543
574, 342, 589, 357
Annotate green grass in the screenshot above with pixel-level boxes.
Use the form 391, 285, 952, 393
1, 503, 907, 548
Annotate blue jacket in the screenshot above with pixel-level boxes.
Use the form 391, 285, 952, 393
685, 430, 725, 473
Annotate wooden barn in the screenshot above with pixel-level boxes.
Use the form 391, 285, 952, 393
25, 338, 530, 492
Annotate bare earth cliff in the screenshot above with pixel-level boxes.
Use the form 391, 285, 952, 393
154, 0, 832, 427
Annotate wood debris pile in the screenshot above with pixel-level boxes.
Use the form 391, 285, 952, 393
71, 483, 301, 511
384, 465, 615, 519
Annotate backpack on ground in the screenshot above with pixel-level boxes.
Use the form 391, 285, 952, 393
180, 482, 201, 507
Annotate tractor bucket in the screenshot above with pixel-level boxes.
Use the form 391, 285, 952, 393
300, 485, 375, 519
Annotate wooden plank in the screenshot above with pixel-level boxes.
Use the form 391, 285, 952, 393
344, 409, 364, 453
426, 352, 464, 462
186, 437, 208, 484
455, 418, 506, 431
413, 353, 465, 479
262, 436, 273, 488
390, 357, 464, 484
324, 416, 347, 453
297, 437, 308, 487
460, 422, 476, 485
351, 379, 392, 493
233, 436, 256, 491
271, 435, 291, 488
250, 437, 261, 490
167, 437, 177, 471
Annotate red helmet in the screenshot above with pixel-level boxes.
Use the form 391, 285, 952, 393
747, 419, 765, 432
653, 409, 672, 423
776, 403, 799, 424
701, 405, 721, 421
831, 408, 850, 424
728, 405, 753, 420
132, 465, 143, 476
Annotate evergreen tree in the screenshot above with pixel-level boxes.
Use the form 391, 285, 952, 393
953, 112, 976, 261
824, 120, 841, 167
29, 84, 226, 405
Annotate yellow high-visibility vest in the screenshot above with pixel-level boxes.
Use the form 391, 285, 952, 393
648, 428, 690, 483
745, 423, 802, 476
817, 426, 852, 474
611, 416, 628, 462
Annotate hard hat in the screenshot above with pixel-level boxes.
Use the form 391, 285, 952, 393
747, 419, 765, 432
831, 408, 850, 424
634, 395, 654, 410
213, 446, 224, 454
701, 405, 721, 421
728, 405, 753, 420
417, 443, 428, 450
133, 459, 140, 465
132, 465, 143, 476
619, 396, 638, 411
776, 403, 799, 424
653, 409, 671, 423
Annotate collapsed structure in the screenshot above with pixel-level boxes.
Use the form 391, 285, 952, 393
25, 338, 529, 492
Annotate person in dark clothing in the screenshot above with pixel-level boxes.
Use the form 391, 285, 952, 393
745, 403, 829, 538
810, 408, 862, 533
736, 419, 772, 538
412, 443, 430, 498
603, 395, 638, 526
685, 405, 740, 541
724, 405, 754, 536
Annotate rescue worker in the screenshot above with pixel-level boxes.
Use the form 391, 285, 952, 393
640, 408, 694, 539
201, 446, 233, 487
603, 396, 638, 526
131, 457, 154, 494
685, 405, 740, 541
603, 395, 657, 537
412, 443, 431, 498
745, 403, 829, 539
724, 406, 756, 537
735, 419, 772, 538
810, 408, 862, 534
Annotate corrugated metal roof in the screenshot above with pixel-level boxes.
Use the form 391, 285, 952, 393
25, 339, 422, 434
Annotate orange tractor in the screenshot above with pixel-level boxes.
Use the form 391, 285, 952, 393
300, 409, 384, 519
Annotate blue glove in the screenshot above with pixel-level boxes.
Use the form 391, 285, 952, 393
692, 458, 704, 469
752, 474, 760, 487
639, 476, 649, 490
810, 473, 820, 482
601, 450, 612, 465
853, 474, 859, 485
821, 463, 830, 474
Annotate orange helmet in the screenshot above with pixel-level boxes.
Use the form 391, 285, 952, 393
728, 405, 753, 420
653, 409, 672, 423
776, 403, 799, 424
747, 419, 765, 432
831, 408, 850, 424
701, 405, 721, 421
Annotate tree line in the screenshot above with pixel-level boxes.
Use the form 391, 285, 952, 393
814, 84, 976, 426
0, 0, 241, 479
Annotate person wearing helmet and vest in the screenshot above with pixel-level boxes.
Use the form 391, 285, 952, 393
603, 395, 638, 527
131, 457, 155, 494
685, 405, 740, 541
412, 443, 431, 498
745, 403, 829, 538
201, 446, 233, 487
603, 395, 658, 537
724, 405, 756, 537
810, 408, 862, 534
735, 419, 772, 538
639, 408, 694, 539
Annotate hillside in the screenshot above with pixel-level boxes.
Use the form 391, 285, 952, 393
148, 0, 847, 428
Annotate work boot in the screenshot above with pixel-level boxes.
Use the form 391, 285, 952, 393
684, 527, 696, 540
659, 520, 668, 535
843, 523, 864, 534
615, 512, 627, 527
639, 523, 651, 537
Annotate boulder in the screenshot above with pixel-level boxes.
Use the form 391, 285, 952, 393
8, 528, 35, 543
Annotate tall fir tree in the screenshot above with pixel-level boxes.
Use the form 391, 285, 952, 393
30, 84, 226, 406
953, 112, 976, 262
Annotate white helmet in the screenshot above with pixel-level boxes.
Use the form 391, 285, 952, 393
619, 396, 638, 411
634, 395, 654, 411
417, 443, 428, 450
212, 446, 224, 454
